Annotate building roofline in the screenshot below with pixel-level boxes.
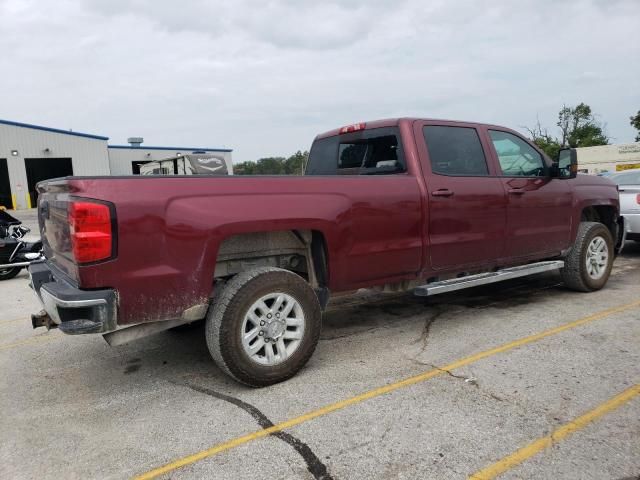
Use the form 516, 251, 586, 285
575, 142, 640, 150
108, 145, 232, 152
0, 118, 233, 151
0, 118, 109, 141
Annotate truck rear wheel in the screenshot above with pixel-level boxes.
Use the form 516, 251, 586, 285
205, 267, 321, 387
561, 221, 614, 292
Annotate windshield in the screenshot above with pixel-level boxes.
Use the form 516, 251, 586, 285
610, 170, 640, 185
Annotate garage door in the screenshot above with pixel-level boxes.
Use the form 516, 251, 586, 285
25, 157, 73, 208
0, 158, 11, 209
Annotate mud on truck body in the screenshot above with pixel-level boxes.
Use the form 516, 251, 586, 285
30, 118, 626, 386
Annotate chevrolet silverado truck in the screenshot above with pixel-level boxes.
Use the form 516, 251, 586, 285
29, 118, 626, 386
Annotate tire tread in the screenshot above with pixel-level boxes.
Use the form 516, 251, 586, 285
206, 267, 321, 387
561, 221, 613, 292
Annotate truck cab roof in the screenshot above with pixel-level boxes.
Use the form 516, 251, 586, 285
315, 118, 510, 140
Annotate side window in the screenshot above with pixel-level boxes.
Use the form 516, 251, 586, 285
489, 130, 546, 177
306, 127, 406, 175
423, 126, 488, 176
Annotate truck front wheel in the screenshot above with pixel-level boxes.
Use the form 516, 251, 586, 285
561, 221, 614, 292
205, 267, 321, 387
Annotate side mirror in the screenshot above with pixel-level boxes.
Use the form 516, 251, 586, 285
551, 148, 578, 179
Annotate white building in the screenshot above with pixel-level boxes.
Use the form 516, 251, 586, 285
576, 142, 640, 174
0, 119, 232, 209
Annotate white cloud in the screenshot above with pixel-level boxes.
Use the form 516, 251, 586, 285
1, 0, 639, 160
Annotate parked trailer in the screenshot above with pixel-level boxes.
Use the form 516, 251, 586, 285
139, 154, 233, 176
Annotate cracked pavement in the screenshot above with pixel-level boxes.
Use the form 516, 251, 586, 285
1, 216, 639, 480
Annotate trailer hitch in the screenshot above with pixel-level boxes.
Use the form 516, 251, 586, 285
31, 310, 57, 330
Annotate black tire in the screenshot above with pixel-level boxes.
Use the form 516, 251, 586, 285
561, 222, 614, 292
0, 267, 22, 281
205, 267, 321, 387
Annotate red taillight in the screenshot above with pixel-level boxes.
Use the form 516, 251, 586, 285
636, 194, 640, 205
68, 201, 113, 263
339, 122, 366, 134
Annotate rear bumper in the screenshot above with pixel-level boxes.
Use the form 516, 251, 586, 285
29, 262, 117, 334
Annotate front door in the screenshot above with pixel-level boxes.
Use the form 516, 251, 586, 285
485, 129, 573, 260
416, 122, 507, 271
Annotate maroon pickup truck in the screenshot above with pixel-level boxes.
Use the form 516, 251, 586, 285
29, 118, 626, 386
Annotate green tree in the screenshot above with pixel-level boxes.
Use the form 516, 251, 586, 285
525, 118, 562, 159
255, 157, 287, 174
630, 110, 640, 142
557, 102, 608, 147
527, 103, 609, 157
233, 150, 309, 175
283, 150, 309, 174
233, 161, 257, 174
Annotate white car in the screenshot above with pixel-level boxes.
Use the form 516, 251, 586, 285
611, 170, 640, 242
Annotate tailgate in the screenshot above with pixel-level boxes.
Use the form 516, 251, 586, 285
37, 180, 77, 281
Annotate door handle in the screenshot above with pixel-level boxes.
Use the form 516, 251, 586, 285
507, 188, 525, 195
431, 189, 454, 197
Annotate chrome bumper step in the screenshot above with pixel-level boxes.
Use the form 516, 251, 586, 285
413, 260, 565, 297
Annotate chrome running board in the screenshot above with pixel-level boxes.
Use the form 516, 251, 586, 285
413, 260, 564, 297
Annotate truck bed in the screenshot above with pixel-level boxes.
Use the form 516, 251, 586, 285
37, 174, 424, 325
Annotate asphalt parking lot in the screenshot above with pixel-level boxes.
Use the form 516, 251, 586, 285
1, 211, 639, 480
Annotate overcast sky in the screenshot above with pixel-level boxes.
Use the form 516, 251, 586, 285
1, 0, 639, 161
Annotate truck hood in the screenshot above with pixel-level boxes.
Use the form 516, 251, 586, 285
574, 173, 617, 189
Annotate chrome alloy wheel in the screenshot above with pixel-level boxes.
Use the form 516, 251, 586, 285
585, 235, 609, 280
241, 292, 305, 366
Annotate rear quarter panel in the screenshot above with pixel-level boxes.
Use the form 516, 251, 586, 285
69, 175, 423, 325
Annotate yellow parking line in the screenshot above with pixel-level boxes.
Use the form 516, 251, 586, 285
0, 317, 27, 325
134, 299, 640, 480
0, 333, 59, 351
469, 384, 640, 479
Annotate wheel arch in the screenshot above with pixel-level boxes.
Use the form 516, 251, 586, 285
213, 228, 330, 296
580, 205, 618, 241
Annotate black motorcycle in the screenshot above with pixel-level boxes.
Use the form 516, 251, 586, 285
0, 210, 44, 280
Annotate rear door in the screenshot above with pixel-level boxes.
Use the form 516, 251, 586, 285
306, 126, 423, 287
484, 128, 573, 259
415, 121, 507, 270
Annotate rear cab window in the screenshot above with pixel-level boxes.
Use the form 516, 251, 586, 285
306, 127, 406, 176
